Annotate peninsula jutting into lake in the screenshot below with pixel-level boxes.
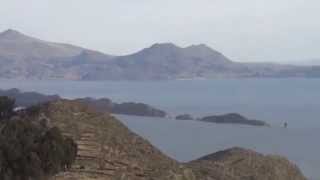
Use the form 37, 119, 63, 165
0, 88, 269, 127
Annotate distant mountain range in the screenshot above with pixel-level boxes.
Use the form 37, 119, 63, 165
1, 29, 320, 80
280, 59, 320, 66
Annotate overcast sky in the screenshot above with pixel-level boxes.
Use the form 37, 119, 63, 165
0, 0, 319, 62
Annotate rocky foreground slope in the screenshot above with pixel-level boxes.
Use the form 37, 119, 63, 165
28, 100, 306, 180
188, 148, 306, 180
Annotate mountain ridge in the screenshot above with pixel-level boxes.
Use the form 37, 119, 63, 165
0, 29, 85, 61
1, 29, 320, 80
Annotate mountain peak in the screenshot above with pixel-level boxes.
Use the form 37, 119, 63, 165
0, 29, 84, 61
146, 43, 221, 54
183, 43, 227, 58
149, 43, 180, 49
0, 29, 24, 38
185, 44, 216, 52
137, 43, 182, 56
0, 29, 38, 43
187, 43, 210, 48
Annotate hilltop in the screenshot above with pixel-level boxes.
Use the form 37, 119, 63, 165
189, 147, 306, 180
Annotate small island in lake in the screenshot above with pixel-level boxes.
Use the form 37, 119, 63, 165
200, 113, 269, 126
175, 114, 194, 120
1, 88, 269, 126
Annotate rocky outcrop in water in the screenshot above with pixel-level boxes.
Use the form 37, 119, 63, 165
112, 102, 166, 117
175, 114, 194, 120
200, 113, 269, 126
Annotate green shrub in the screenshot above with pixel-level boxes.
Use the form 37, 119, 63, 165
0, 96, 15, 119
0, 119, 77, 180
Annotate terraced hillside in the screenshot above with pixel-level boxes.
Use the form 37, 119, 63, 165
41, 100, 187, 180
33, 100, 306, 180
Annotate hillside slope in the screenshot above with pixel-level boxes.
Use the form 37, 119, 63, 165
0, 29, 83, 61
28, 100, 306, 180
40, 100, 183, 180
189, 147, 306, 180
0, 29, 113, 80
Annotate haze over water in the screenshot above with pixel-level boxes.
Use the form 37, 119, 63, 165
0, 78, 319, 179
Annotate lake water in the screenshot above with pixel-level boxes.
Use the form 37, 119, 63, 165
0, 79, 319, 179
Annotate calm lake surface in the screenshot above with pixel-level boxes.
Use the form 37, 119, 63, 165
0, 79, 319, 179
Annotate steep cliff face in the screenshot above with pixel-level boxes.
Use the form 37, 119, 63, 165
37, 100, 306, 180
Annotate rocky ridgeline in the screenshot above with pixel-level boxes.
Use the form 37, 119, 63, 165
26, 100, 306, 180
0, 89, 166, 118
75, 97, 166, 117
0, 88, 60, 107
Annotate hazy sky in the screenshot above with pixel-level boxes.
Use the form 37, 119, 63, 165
0, 0, 320, 62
